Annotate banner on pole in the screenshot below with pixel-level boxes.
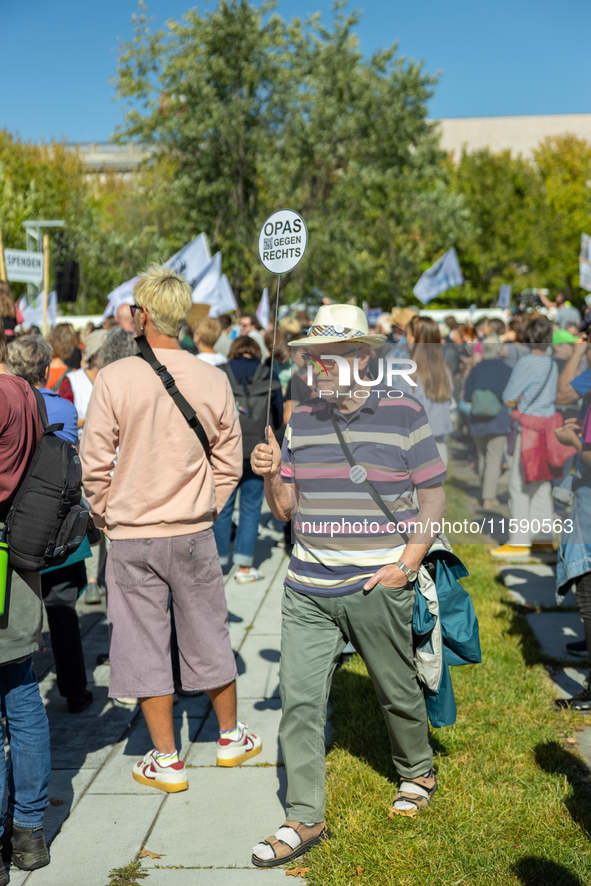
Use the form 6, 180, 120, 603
258, 210, 308, 275
208, 274, 237, 317
256, 288, 270, 329
18, 291, 57, 328
5, 249, 44, 286
413, 248, 464, 304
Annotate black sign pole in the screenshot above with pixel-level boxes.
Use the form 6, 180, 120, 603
264, 273, 281, 445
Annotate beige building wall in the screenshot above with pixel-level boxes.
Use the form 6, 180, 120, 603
433, 113, 591, 158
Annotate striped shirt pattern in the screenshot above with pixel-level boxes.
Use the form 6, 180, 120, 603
281, 388, 447, 596
502, 354, 558, 417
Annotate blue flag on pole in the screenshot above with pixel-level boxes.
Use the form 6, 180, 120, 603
413, 248, 464, 304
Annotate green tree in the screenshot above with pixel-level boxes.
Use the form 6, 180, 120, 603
448, 147, 549, 306
115, 0, 468, 310
534, 134, 591, 296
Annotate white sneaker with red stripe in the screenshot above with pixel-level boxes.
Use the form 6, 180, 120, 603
216, 722, 262, 767
132, 750, 188, 793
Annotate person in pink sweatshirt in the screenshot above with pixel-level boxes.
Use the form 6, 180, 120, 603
81, 265, 262, 793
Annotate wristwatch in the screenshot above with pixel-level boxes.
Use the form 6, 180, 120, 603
393, 559, 418, 583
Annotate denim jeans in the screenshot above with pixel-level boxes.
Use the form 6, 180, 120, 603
0, 657, 50, 832
213, 463, 265, 567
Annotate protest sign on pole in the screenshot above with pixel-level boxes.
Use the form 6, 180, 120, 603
258, 209, 308, 440
413, 248, 463, 304
4, 249, 44, 286
580, 233, 591, 292
498, 284, 511, 308
256, 288, 270, 330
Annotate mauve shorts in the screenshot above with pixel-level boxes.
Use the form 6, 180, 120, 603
105, 529, 238, 698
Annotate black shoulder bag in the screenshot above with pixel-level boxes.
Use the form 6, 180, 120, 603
135, 335, 211, 462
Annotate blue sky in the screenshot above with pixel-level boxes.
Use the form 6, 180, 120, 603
1, 0, 590, 143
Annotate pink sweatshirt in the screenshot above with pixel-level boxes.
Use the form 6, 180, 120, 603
80, 349, 243, 539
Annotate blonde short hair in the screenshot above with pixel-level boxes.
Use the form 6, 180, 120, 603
194, 318, 221, 348
134, 265, 192, 337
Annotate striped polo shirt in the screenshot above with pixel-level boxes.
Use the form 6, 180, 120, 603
281, 386, 447, 596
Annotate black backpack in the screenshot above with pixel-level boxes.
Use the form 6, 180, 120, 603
6, 389, 89, 572
220, 363, 280, 459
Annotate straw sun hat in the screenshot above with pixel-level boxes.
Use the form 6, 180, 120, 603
288, 304, 386, 348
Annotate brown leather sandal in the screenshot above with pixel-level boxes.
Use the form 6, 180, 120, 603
389, 768, 437, 818
251, 820, 330, 868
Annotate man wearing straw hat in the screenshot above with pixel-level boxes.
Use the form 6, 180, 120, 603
250, 303, 447, 867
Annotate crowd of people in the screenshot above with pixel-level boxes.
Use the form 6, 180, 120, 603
0, 267, 590, 875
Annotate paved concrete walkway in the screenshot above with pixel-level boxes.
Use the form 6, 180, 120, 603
13, 519, 291, 886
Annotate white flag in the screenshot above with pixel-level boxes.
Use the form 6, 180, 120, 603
165, 233, 211, 287
102, 276, 140, 320
18, 291, 57, 328
191, 252, 222, 304
256, 288, 270, 330
209, 274, 237, 317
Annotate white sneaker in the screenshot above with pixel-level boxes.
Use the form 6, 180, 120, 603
132, 750, 188, 793
235, 568, 264, 584
216, 722, 262, 767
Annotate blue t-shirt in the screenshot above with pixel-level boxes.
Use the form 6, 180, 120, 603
39, 388, 78, 445
570, 369, 591, 398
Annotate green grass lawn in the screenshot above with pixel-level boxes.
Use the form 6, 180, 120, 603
301, 530, 591, 883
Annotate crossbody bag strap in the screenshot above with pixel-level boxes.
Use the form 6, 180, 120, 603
30, 385, 49, 430
135, 335, 211, 462
51, 369, 69, 393
528, 358, 555, 409
329, 413, 409, 544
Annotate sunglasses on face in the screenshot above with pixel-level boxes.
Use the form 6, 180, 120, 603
130, 304, 142, 317
301, 349, 358, 369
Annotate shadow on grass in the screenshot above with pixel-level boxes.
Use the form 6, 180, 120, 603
512, 856, 584, 886
329, 663, 448, 782
534, 741, 591, 840
504, 602, 546, 668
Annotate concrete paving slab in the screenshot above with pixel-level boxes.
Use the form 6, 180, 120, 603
47, 701, 139, 769
186, 698, 283, 767
499, 564, 576, 608
88, 716, 205, 795
43, 768, 97, 844
24, 794, 163, 886
526, 611, 586, 660
146, 767, 287, 868
235, 634, 281, 699
573, 727, 591, 770
137, 870, 291, 885
550, 666, 589, 699
2, 869, 28, 886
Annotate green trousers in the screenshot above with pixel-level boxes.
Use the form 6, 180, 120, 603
279, 583, 432, 824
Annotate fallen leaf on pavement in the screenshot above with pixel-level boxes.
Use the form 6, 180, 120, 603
138, 849, 164, 859
48, 798, 64, 806
566, 738, 578, 746
286, 866, 309, 878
